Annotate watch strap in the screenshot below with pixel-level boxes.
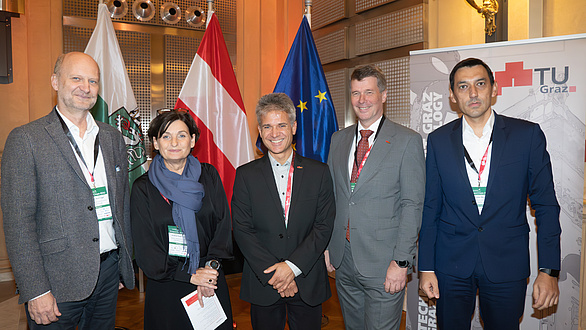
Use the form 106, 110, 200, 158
539, 268, 559, 277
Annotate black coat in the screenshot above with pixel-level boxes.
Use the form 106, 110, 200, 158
232, 153, 335, 306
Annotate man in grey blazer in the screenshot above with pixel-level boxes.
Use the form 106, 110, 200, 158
2, 52, 135, 329
325, 65, 425, 329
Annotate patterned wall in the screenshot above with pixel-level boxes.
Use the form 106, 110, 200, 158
63, 0, 236, 155
313, 1, 425, 129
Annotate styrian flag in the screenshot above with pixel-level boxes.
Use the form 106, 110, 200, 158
85, 3, 147, 187
176, 13, 253, 203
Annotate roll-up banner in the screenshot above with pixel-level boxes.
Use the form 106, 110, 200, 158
407, 34, 586, 330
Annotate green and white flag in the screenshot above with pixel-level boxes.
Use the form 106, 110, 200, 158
85, 3, 147, 187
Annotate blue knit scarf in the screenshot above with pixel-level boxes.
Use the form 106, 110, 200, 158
148, 154, 205, 274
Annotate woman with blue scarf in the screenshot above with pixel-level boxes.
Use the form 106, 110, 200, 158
131, 109, 233, 329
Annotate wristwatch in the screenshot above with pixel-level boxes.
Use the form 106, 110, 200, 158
539, 268, 559, 277
205, 259, 221, 270
395, 260, 410, 268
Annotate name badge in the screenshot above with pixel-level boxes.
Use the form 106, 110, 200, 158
472, 186, 486, 213
92, 186, 112, 221
168, 225, 188, 257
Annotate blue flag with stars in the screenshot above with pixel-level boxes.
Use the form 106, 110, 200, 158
257, 16, 338, 163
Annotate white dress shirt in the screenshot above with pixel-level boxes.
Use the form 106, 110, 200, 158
268, 152, 302, 277
56, 108, 118, 253
462, 110, 495, 214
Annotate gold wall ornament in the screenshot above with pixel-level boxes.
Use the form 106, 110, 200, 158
466, 0, 499, 36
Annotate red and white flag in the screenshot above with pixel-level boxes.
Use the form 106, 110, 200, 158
176, 13, 253, 203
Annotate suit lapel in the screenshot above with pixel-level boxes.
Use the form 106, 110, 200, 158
259, 155, 286, 225
290, 154, 304, 208
287, 153, 305, 231
352, 118, 394, 194
485, 113, 506, 199
337, 126, 355, 197
450, 118, 471, 194
449, 117, 483, 223
44, 109, 89, 187
98, 123, 118, 209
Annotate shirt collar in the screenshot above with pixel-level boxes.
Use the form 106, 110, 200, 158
462, 110, 494, 139
268, 151, 293, 168
56, 107, 99, 139
358, 115, 383, 136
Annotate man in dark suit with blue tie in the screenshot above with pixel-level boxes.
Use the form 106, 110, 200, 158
418, 58, 561, 329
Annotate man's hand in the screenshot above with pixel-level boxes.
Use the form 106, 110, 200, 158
384, 261, 408, 294
279, 280, 299, 298
28, 292, 61, 325
264, 262, 295, 292
324, 250, 335, 273
419, 272, 440, 299
532, 271, 559, 310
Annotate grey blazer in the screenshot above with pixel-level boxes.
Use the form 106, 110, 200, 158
2, 109, 135, 304
327, 118, 425, 277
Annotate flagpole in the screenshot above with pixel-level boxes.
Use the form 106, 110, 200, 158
304, 0, 312, 28
206, 0, 214, 28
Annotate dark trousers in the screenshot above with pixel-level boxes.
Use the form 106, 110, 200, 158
250, 294, 322, 330
26, 250, 120, 330
435, 256, 527, 330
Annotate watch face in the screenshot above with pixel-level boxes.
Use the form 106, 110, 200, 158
209, 260, 220, 270
396, 260, 409, 268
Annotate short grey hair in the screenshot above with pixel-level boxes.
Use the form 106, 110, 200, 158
255, 93, 296, 125
53, 54, 67, 76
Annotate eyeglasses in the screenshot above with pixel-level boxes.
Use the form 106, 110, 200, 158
156, 108, 189, 115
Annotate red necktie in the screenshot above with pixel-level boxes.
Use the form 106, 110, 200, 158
347, 129, 374, 241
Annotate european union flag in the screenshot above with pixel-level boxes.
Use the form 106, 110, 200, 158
257, 16, 338, 163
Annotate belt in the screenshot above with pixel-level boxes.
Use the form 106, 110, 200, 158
100, 249, 118, 263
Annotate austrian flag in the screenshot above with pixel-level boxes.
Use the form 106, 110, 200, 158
176, 13, 253, 203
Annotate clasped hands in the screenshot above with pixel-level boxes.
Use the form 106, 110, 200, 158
264, 262, 298, 298
190, 265, 219, 307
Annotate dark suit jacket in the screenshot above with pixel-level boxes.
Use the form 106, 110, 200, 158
1, 109, 135, 304
232, 153, 335, 306
418, 113, 561, 283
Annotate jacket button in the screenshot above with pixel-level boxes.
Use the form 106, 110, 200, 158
88, 206, 94, 211
472, 201, 476, 205
279, 234, 284, 239
478, 227, 484, 232
93, 238, 99, 242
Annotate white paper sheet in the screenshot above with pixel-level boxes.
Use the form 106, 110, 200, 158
180, 290, 227, 330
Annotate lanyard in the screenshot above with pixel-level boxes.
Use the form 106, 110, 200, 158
352, 117, 385, 182
160, 193, 171, 205
463, 131, 493, 187
355, 145, 372, 181
57, 113, 100, 187
284, 154, 295, 224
